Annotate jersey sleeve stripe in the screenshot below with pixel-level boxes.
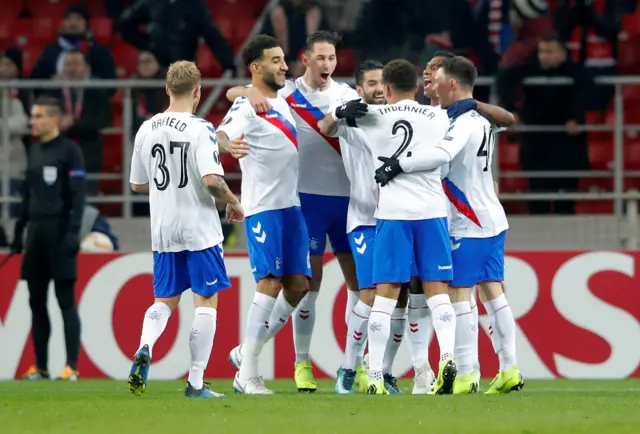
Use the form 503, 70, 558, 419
257, 109, 298, 148
442, 177, 482, 228
285, 90, 341, 155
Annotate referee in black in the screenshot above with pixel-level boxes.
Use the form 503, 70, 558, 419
10, 96, 85, 381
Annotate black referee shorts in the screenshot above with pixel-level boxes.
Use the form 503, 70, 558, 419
21, 220, 77, 281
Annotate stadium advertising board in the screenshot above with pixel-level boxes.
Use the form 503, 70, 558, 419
0, 252, 639, 380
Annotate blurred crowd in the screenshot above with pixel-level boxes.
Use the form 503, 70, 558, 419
1, 0, 639, 222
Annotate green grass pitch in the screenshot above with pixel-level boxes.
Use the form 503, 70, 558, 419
1, 379, 639, 433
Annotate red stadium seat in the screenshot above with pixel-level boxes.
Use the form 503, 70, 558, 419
622, 11, 640, 37
90, 18, 113, 45
498, 141, 520, 170
21, 44, 45, 76
85, 2, 107, 17
588, 140, 613, 170
575, 201, 612, 214
232, 18, 256, 50
27, 0, 73, 20
111, 41, 139, 77
214, 17, 234, 46
102, 133, 124, 172
11, 19, 56, 46
624, 139, 640, 169
197, 43, 223, 77
334, 48, 357, 77
0, 2, 23, 20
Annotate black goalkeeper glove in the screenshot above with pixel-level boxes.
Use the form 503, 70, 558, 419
334, 99, 368, 119
374, 156, 404, 187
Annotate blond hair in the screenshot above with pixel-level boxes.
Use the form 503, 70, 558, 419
165, 61, 201, 96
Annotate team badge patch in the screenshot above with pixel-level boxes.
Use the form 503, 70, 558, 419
43, 166, 57, 185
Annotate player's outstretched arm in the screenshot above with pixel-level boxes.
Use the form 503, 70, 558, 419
225, 86, 272, 113
318, 111, 340, 137
216, 131, 249, 158
475, 101, 515, 127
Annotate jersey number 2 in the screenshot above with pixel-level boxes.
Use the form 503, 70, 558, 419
391, 120, 413, 158
151, 141, 191, 190
476, 128, 493, 172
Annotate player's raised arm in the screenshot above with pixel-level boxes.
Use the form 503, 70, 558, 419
319, 99, 368, 136
475, 101, 515, 127
225, 86, 272, 113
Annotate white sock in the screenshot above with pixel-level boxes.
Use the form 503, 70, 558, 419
187, 307, 217, 390
483, 301, 503, 370
367, 295, 396, 381
293, 291, 318, 364
488, 294, 517, 370
469, 293, 479, 368
265, 291, 295, 341
427, 293, 456, 362
346, 289, 359, 325
138, 302, 172, 358
343, 300, 370, 370
452, 301, 474, 376
356, 341, 366, 367
407, 293, 431, 369
238, 292, 276, 381
383, 307, 406, 375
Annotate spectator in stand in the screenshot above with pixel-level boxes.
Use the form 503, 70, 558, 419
262, 0, 329, 76
497, 32, 593, 215
131, 50, 168, 132
31, 4, 116, 91
0, 51, 29, 217
118, 0, 236, 75
0, 48, 30, 113
45, 50, 112, 196
555, 0, 634, 110
316, 0, 365, 36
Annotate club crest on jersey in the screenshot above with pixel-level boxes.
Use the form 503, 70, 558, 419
43, 166, 57, 185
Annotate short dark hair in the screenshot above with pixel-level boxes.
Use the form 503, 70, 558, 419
540, 31, 565, 45
305, 31, 339, 52
382, 59, 418, 93
33, 95, 62, 116
433, 51, 455, 59
355, 60, 384, 86
441, 56, 477, 88
242, 34, 280, 66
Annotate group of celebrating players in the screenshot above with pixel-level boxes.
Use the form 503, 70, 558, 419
125, 31, 524, 399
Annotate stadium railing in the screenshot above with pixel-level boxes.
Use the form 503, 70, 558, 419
1, 76, 639, 233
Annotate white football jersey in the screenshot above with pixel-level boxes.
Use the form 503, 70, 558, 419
440, 110, 509, 238
130, 112, 224, 253
349, 99, 450, 220
279, 78, 358, 197
327, 99, 377, 233
218, 96, 300, 217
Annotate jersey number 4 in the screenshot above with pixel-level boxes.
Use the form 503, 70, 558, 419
476, 127, 494, 172
151, 141, 191, 191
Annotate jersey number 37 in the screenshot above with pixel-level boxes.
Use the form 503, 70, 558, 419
151, 141, 190, 190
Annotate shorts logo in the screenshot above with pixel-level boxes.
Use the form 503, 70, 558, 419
354, 232, 367, 254
275, 257, 281, 270
309, 237, 320, 252
205, 279, 218, 286
251, 221, 267, 243
438, 265, 452, 270
451, 237, 461, 251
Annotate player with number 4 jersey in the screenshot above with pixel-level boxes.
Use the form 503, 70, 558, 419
377, 56, 523, 396
128, 61, 242, 400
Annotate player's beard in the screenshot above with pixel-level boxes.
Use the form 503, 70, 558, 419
264, 72, 284, 92
363, 92, 384, 105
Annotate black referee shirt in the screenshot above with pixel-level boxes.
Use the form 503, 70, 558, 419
15, 135, 86, 236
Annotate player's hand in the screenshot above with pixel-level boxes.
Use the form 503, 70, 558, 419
63, 232, 80, 255
225, 202, 245, 223
248, 87, 272, 113
446, 98, 477, 119
374, 156, 404, 187
565, 120, 580, 135
335, 99, 368, 119
228, 133, 250, 159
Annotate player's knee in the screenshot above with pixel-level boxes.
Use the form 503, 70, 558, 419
448, 286, 472, 303
193, 293, 218, 309
422, 280, 449, 298
257, 276, 283, 297
478, 281, 504, 301
359, 288, 375, 306
396, 284, 409, 308
408, 276, 422, 294
282, 275, 308, 305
